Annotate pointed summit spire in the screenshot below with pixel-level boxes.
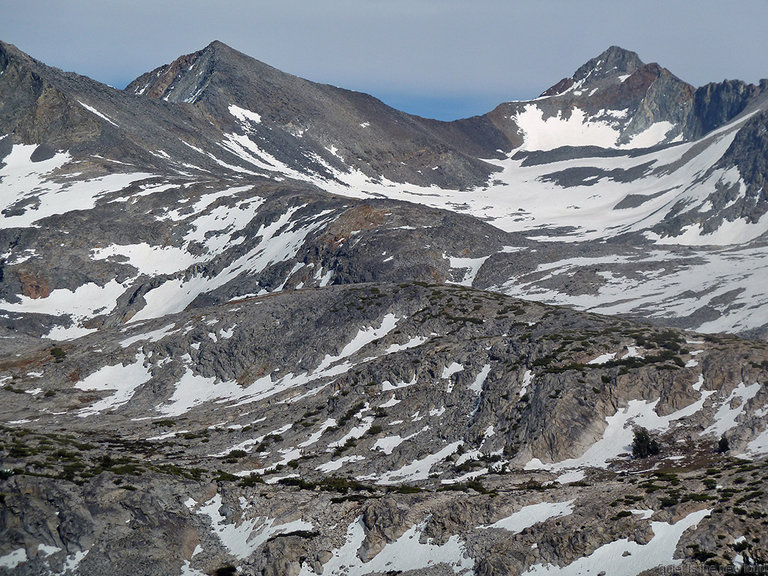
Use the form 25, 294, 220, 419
573, 46, 644, 84
540, 46, 646, 97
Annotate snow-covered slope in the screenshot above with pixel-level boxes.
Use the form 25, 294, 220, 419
2, 41, 768, 340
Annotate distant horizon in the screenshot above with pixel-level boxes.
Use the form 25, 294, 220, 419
2, 1, 767, 121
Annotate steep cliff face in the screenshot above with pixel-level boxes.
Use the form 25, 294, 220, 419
690, 79, 768, 138
0, 41, 103, 149
485, 46, 696, 150
716, 110, 768, 221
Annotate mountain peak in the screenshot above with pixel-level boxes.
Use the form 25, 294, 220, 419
0, 39, 21, 59
540, 46, 645, 97
0, 40, 36, 71
573, 45, 644, 84
124, 40, 284, 103
201, 39, 241, 59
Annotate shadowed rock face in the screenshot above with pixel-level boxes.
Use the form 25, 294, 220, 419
691, 79, 768, 138
2, 40, 768, 575
717, 110, 768, 221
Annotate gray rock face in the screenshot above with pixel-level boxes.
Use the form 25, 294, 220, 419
486, 45, 696, 147
717, 111, 768, 221
571, 46, 646, 86
690, 79, 768, 138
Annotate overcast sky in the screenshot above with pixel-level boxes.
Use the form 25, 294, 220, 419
2, 1, 768, 120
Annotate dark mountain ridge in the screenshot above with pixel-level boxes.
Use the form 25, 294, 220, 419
3, 40, 767, 190
126, 40, 513, 188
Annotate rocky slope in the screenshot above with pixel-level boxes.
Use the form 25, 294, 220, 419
1, 40, 768, 575
2, 283, 768, 575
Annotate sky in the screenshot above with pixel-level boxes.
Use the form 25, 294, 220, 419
2, 1, 768, 120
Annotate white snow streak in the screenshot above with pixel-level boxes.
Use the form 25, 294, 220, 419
481, 500, 574, 533
76, 355, 152, 416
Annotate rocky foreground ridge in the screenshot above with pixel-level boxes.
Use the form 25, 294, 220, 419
0, 41, 768, 575
2, 283, 768, 574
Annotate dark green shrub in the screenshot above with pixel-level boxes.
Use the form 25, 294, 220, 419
239, 473, 263, 487
632, 427, 660, 458
392, 485, 422, 494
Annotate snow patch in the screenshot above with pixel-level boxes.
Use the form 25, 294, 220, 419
195, 494, 313, 559
120, 323, 177, 348
298, 516, 474, 576
229, 104, 262, 125
701, 382, 761, 438
516, 105, 621, 151
77, 100, 119, 126
385, 335, 428, 354
442, 362, 464, 379
317, 313, 401, 371
526, 388, 714, 472
0, 548, 27, 569
316, 455, 365, 473
371, 441, 462, 485
481, 500, 574, 533
92, 243, 198, 276
587, 352, 616, 365
523, 508, 710, 576
76, 355, 152, 416
446, 255, 489, 286
469, 364, 491, 394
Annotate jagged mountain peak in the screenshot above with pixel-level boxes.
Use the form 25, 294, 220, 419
574, 45, 644, 82
540, 45, 680, 98
0, 39, 49, 82
507, 45, 695, 150
0, 39, 29, 64
0, 39, 14, 60
202, 39, 267, 64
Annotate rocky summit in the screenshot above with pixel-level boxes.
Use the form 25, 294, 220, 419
0, 41, 767, 575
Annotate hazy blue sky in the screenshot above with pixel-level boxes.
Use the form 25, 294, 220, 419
2, 1, 767, 120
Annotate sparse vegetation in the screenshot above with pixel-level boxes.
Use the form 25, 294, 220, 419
50, 347, 66, 362
632, 427, 660, 458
